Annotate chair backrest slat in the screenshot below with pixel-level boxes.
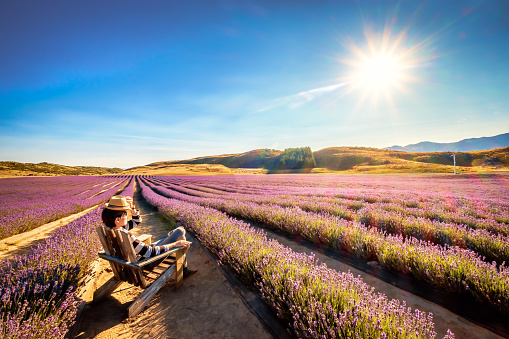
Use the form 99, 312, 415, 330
117, 229, 147, 287
117, 229, 138, 263
96, 226, 122, 280
104, 228, 126, 260
96, 226, 112, 255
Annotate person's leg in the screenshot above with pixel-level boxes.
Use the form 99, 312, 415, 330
155, 226, 186, 245
154, 227, 189, 269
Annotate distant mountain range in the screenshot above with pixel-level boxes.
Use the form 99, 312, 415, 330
385, 132, 509, 152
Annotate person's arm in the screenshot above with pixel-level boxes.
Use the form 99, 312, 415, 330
126, 230, 191, 259
127, 230, 172, 258
123, 213, 141, 231
131, 208, 142, 224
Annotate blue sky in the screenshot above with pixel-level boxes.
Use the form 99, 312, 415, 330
1, 0, 508, 168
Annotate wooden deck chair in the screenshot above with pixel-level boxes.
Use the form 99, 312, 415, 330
94, 226, 188, 318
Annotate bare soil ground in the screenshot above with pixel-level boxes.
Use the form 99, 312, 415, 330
73, 187, 271, 339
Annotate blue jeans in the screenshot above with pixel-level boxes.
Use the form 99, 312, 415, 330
147, 227, 187, 269
154, 227, 186, 246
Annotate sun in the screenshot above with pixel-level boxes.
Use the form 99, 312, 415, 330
338, 26, 428, 107
353, 54, 403, 89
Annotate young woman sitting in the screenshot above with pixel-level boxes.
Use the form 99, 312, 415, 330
101, 195, 197, 278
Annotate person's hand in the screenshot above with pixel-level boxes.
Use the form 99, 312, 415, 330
174, 240, 192, 248
125, 196, 134, 209
125, 196, 138, 214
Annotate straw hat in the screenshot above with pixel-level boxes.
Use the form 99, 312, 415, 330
105, 196, 131, 211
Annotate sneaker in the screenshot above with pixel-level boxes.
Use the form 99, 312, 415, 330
183, 267, 198, 278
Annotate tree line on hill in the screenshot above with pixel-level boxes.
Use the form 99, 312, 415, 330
169, 147, 317, 172
266, 147, 316, 172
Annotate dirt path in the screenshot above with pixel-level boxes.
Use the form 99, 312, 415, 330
255, 225, 504, 339
73, 185, 272, 339
0, 205, 99, 264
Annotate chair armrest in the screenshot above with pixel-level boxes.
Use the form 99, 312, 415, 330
135, 246, 188, 268
138, 234, 152, 244
98, 252, 137, 268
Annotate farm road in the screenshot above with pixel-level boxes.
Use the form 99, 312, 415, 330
251, 223, 504, 339
0, 205, 98, 264
74, 184, 271, 339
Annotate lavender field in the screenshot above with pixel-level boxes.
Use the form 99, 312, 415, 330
1, 173, 509, 338
0, 176, 131, 240
0, 176, 134, 338
137, 173, 509, 337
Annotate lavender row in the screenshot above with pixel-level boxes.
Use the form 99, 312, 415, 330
0, 177, 116, 217
151, 176, 509, 232
140, 177, 509, 314
0, 178, 135, 338
0, 177, 120, 220
0, 179, 122, 218
144, 178, 509, 265
151, 177, 509, 248
177, 173, 509, 206
185, 183, 509, 263
1, 180, 122, 220
190, 174, 509, 213
150, 174, 509, 210
138, 178, 453, 338
148, 175, 509, 228
0, 178, 130, 240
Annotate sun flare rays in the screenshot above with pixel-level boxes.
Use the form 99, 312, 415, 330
338, 25, 431, 111
252, 21, 435, 118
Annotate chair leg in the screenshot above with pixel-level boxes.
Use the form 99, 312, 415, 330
127, 265, 176, 318
174, 251, 185, 289
93, 277, 123, 304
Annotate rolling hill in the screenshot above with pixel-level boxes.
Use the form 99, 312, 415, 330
133, 146, 509, 174
3, 146, 509, 177
153, 149, 282, 168
312, 146, 509, 173
0, 161, 123, 177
